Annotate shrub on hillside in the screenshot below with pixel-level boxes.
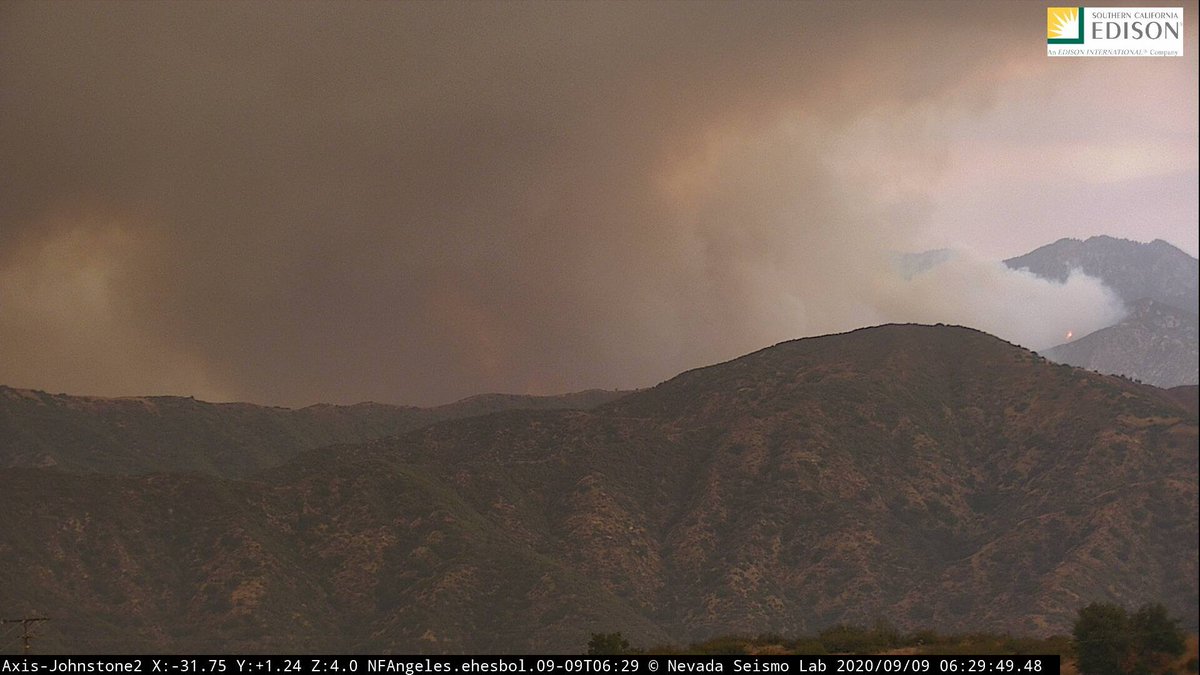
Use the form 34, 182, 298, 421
587, 632, 632, 655
1073, 602, 1185, 675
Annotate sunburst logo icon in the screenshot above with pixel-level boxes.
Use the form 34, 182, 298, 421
1047, 7, 1086, 43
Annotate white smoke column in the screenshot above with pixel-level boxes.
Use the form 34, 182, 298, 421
871, 250, 1127, 351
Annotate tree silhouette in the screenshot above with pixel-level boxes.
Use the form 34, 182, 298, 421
587, 632, 631, 655
1072, 602, 1186, 675
1074, 603, 1132, 675
1129, 603, 1186, 674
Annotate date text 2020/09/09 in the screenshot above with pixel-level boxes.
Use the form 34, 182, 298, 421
0, 656, 1056, 675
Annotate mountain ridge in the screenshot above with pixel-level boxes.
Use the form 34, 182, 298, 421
1005, 236, 1199, 387
0, 384, 629, 477
1004, 235, 1198, 313
2, 324, 1194, 653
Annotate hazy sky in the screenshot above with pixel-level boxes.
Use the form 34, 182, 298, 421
1, 1, 1197, 406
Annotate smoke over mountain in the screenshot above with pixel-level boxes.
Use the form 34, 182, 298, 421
0, 1, 1194, 405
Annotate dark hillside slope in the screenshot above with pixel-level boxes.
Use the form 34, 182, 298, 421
1, 325, 1195, 653
1165, 385, 1199, 417
0, 387, 627, 478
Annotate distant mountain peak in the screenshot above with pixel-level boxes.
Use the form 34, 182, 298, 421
1005, 235, 1198, 313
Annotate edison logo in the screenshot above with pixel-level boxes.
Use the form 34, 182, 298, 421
1047, 7, 1085, 43
1047, 6, 1182, 57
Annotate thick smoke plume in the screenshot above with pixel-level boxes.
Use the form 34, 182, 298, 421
0, 1, 1192, 405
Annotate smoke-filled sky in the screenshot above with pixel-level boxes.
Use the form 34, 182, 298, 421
2, 1, 1197, 406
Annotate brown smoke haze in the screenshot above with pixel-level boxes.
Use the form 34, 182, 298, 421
1, 1, 1197, 406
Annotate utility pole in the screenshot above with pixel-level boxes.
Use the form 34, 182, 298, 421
1, 617, 49, 655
